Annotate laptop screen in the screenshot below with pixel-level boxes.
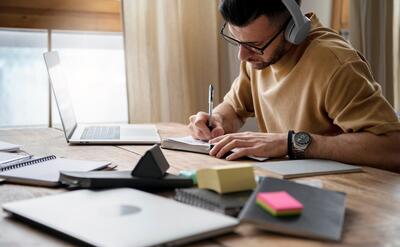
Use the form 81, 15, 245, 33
44, 52, 77, 140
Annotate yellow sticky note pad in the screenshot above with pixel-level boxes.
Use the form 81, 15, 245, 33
197, 164, 256, 194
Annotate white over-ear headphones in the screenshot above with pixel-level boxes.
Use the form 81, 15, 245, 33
281, 0, 311, 44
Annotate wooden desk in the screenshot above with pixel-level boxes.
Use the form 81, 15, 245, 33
0, 123, 399, 246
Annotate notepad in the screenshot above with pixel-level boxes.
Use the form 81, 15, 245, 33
161, 136, 268, 161
0, 155, 110, 187
256, 159, 362, 179
197, 164, 257, 194
256, 191, 303, 216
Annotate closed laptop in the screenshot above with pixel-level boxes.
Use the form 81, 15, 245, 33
3, 188, 239, 247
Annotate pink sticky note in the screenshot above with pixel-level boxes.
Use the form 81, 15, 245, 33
256, 191, 303, 213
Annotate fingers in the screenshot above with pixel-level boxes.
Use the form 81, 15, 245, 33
188, 112, 211, 140
209, 131, 275, 161
209, 131, 250, 144
226, 147, 252, 161
211, 125, 224, 138
210, 136, 253, 158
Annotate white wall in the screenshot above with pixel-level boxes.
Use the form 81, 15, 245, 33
301, 0, 332, 27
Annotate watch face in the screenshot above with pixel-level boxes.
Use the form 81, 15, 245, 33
294, 132, 311, 146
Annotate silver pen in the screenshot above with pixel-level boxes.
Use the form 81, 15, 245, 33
208, 84, 214, 129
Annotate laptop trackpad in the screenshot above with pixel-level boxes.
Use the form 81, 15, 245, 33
121, 127, 158, 138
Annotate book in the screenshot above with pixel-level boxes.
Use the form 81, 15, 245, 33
256, 159, 362, 179
175, 188, 252, 216
0, 155, 110, 187
0, 141, 21, 152
161, 136, 268, 161
239, 177, 346, 241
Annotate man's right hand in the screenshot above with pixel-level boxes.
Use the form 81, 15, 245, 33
188, 111, 225, 140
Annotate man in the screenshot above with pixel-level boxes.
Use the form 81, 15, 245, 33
188, 0, 400, 172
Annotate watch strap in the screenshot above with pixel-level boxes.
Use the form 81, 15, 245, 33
287, 130, 295, 159
291, 146, 306, 159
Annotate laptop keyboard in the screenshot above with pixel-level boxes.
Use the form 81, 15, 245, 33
81, 126, 120, 140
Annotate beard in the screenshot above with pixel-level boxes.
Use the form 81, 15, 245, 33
248, 41, 289, 70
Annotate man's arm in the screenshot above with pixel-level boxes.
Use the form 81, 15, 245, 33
307, 131, 400, 172
213, 102, 245, 134
209, 131, 400, 173
188, 102, 245, 140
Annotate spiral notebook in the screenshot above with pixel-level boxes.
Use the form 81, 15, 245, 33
0, 155, 110, 187
175, 188, 252, 216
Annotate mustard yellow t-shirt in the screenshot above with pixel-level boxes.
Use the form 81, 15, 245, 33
223, 13, 400, 135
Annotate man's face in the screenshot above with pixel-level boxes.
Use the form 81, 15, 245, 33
228, 15, 288, 70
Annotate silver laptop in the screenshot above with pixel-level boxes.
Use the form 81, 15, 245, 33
3, 188, 239, 247
43, 51, 160, 144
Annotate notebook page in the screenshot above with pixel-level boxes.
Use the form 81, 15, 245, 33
166, 136, 210, 147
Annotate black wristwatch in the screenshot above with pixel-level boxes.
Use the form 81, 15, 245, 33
288, 130, 312, 159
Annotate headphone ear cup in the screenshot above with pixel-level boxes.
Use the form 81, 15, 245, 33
284, 18, 296, 44
284, 17, 311, 45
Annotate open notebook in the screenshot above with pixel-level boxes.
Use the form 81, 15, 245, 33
0, 155, 110, 187
161, 136, 268, 161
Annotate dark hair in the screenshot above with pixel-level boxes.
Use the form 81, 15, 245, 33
219, 0, 301, 27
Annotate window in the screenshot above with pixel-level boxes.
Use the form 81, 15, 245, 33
0, 29, 127, 128
0, 29, 48, 127
51, 31, 127, 125
0, 0, 126, 128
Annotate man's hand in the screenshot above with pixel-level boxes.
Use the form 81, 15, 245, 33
188, 112, 225, 140
209, 132, 287, 160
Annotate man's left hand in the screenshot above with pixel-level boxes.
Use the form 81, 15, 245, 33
209, 132, 287, 160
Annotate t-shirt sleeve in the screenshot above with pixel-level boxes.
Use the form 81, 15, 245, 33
223, 62, 255, 119
325, 60, 400, 135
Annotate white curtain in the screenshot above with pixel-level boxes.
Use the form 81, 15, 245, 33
349, 0, 400, 111
122, 0, 224, 123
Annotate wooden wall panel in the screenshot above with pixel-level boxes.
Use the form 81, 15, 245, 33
0, 0, 121, 32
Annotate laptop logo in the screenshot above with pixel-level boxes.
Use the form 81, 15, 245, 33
119, 205, 141, 216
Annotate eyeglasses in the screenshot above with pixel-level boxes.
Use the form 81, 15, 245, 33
220, 20, 289, 55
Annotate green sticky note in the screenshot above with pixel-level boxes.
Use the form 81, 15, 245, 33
179, 170, 197, 184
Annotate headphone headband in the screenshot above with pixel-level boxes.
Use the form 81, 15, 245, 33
281, 0, 311, 44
